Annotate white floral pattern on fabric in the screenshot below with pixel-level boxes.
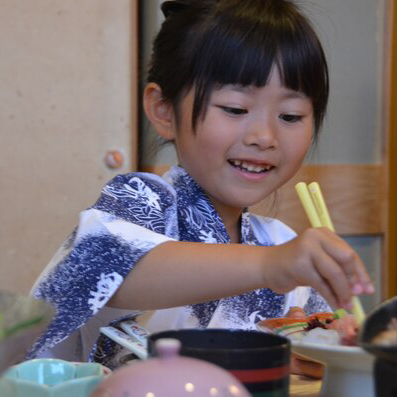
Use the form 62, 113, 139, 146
88, 272, 123, 315
199, 230, 218, 243
103, 177, 162, 211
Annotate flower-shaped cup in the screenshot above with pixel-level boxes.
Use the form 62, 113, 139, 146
0, 358, 111, 397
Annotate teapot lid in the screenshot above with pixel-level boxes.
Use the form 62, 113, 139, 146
91, 338, 250, 397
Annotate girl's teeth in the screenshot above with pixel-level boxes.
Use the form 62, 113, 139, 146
231, 160, 271, 173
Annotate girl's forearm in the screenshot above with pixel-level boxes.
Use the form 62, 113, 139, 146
107, 229, 374, 312
107, 241, 267, 310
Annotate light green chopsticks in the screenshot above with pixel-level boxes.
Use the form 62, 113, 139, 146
295, 181, 366, 325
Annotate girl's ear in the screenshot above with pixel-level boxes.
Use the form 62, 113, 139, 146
143, 83, 176, 140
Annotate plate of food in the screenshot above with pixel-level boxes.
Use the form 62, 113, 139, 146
257, 309, 374, 397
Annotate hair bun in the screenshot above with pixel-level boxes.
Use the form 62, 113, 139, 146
161, 1, 189, 18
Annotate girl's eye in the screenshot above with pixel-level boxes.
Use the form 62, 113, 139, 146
219, 106, 247, 116
280, 114, 303, 123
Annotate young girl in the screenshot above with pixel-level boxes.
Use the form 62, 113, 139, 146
29, 0, 373, 367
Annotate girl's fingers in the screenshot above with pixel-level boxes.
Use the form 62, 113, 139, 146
318, 229, 374, 295
316, 283, 339, 310
286, 307, 306, 318
351, 260, 374, 294
312, 249, 354, 308
299, 264, 340, 309
273, 229, 374, 308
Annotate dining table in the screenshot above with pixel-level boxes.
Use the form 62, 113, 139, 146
289, 374, 321, 397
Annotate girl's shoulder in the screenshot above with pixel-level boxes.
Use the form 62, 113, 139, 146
248, 213, 297, 245
91, 171, 178, 217
105, 171, 177, 197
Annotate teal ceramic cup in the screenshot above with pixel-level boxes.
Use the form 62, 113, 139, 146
0, 358, 111, 397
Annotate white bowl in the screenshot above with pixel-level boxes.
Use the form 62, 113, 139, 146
291, 340, 375, 397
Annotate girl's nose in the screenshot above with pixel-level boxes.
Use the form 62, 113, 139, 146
243, 120, 278, 149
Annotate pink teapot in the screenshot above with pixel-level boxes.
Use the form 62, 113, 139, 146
90, 338, 250, 397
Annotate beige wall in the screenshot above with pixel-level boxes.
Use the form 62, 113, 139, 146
0, 1, 138, 293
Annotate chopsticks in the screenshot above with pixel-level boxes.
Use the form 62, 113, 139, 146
295, 181, 366, 325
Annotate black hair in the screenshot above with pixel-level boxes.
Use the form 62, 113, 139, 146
147, 0, 329, 138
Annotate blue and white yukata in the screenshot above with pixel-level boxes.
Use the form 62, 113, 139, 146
29, 165, 330, 363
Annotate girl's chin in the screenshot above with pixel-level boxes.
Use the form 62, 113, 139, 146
218, 195, 272, 210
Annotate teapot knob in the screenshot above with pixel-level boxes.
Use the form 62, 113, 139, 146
155, 338, 181, 358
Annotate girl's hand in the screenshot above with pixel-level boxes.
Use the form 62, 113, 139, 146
264, 227, 374, 310
285, 306, 306, 319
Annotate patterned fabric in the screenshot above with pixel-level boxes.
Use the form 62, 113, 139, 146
28, 166, 330, 360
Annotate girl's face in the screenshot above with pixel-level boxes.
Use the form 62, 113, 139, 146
172, 67, 314, 221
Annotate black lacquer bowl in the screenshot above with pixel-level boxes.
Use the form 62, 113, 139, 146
149, 329, 291, 397
359, 296, 397, 396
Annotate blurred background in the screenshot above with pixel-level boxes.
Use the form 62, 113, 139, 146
0, 0, 395, 312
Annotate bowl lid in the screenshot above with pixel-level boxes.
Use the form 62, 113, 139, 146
91, 338, 250, 396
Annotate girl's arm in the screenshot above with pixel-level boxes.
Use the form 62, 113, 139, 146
108, 227, 373, 311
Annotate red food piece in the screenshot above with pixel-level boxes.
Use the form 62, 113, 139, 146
325, 314, 358, 346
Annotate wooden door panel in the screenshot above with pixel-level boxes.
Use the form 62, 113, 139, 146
251, 164, 386, 236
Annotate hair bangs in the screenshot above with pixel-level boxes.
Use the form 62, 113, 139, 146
191, 15, 282, 127
191, 4, 328, 133
275, 22, 329, 133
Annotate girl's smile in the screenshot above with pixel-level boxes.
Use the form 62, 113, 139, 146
228, 159, 273, 174
171, 67, 314, 227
